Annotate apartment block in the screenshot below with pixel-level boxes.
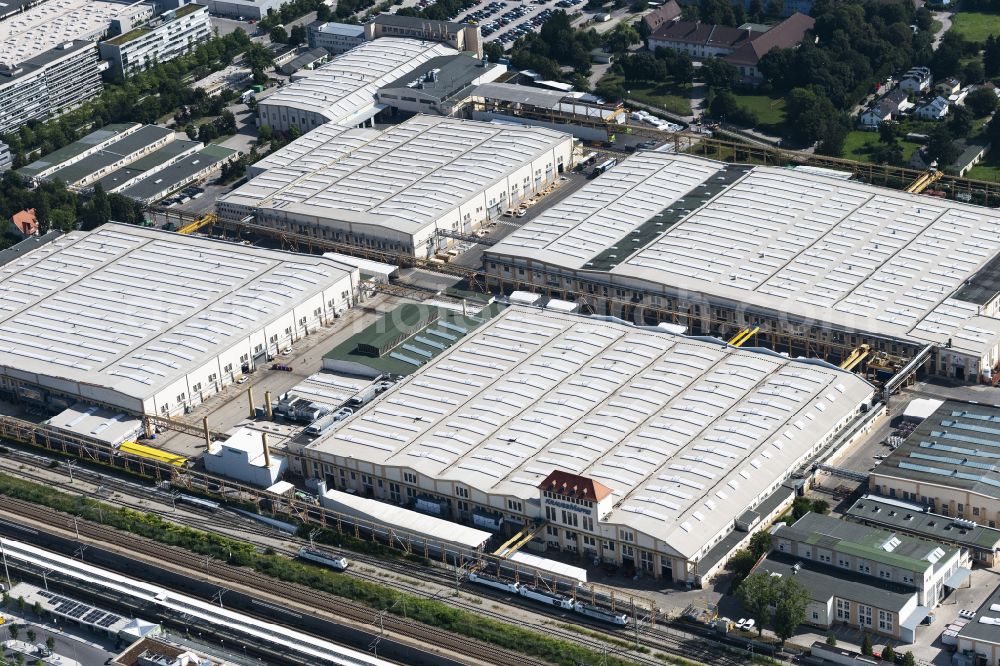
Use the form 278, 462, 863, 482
100, 3, 211, 79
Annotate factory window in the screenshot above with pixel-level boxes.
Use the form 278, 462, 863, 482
812, 612, 818, 621
224, 364, 233, 373
582, 516, 593, 531
959, 503, 965, 515
176, 393, 185, 402
389, 483, 400, 502
456, 486, 469, 498
858, 605, 872, 627
208, 373, 217, 383
161, 404, 169, 414
561, 511, 578, 527
858, 563, 870, 575
879, 569, 891, 580
269, 334, 278, 343
878, 610, 893, 632
603, 541, 615, 552
314, 307, 321, 317
284, 327, 292, 335
545, 506, 556, 521
835, 599, 849, 621
507, 499, 522, 512
457, 500, 469, 512
404, 472, 417, 484
299, 316, 307, 325
975, 507, 981, 516
838, 558, 849, 568
339, 469, 346, 479
619, 529, 634, 543
192, 383, 201, 392
240, 354, 249, 363
583, 536, 596, 548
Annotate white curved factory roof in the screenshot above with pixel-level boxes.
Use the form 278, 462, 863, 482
307, 306, 874, 560
259, 38, 456, 123
221, 115, 570, 230
0, 224, 353, 403
488, 151, 1000, 360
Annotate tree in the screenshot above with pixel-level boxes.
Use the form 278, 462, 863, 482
45, 637, 55, 652
773, 576, 810, 645
289, 24, 307, 46
9, 624, 18, 641
244, 42, 275, 71
950, 104, 974, 137
728, 549, 758, 581
31, 600, 42, 617
257, 123, 274, 144
16, 596, 24, 612
882, 645, 896, 663
861, 633, 873, 657
878, 121, 900, 145
964, 60, 985, 85
927, 125, 960, 167
826, 633, 837, 646
765, 0, 783, 19
748, 0, 764, 21
316, 2, 332, 20
701, 58, 738, 89
737, 572, 776, 636
811, 500, 830, 515
606, 22, 640, 53
269, 25, 288, 43
748, 531, 771, 558
26, 629, 35, 643
986, 35, 1000, 78
965, 88, 998, 118
902, 651, 916, 666
91, 183, 111, 226
791, 496, 812, 520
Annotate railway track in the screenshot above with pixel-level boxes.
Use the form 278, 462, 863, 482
0, 494, 542, 666
0, 447, 754, 665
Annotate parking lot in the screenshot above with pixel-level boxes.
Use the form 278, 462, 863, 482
420, 0, 585, 50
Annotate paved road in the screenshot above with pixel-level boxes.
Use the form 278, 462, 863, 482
932, 11, 952, 50
0, 621, 115, 666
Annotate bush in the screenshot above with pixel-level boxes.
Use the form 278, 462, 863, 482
881, 644, 895, 663
826, 633, 836, 646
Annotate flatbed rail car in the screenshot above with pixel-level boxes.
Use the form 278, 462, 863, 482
297, 546, 349, 571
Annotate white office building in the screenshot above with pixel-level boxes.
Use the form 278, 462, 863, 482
99, 3, 212, 79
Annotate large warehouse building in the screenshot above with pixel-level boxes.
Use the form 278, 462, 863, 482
256, 38, 458, 132
217, 116, 574, 257
289, 306, 875, 584
484, 151, 1000, 382
0, 224, 358, 416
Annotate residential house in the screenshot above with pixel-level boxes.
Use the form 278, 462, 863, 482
935, 76, 961, 98
647, 13, 815, 84
642, 0, 680, 35
723, 13, 815, 83
899, 66, 932, 94
859, 89, 910, 128
10, 209, 38, 237
916, 95, 949, 120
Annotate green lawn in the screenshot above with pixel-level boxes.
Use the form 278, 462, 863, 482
727, 92, 786, 133
842, 130, 922, 164
603, 73, 692, 116
950, 11, 1000, 43
967, 152, 1000, 181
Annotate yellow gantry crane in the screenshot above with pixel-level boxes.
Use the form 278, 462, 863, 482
728, 326, 760, 347
905, 169, 943, 194
840, 344, 871, 372
177, 212, 217, 235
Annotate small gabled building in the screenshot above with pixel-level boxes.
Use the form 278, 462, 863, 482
859, 89, 910, 128
899, 66, 932, 94
935, 76, 961, 97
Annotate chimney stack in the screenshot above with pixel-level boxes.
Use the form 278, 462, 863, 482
202, 417, 210, 449
261, 432, 272, 470
264, 390, 273, 420
247, 387, 255, 418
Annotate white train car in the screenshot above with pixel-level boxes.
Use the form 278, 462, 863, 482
575, 602, 629, 626
519, 585, 574, 610
297, 546, 349, 571
468, 572, 519, 593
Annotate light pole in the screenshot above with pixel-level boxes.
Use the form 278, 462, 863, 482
0, 540, 10, 590
66, 460, 76, 483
